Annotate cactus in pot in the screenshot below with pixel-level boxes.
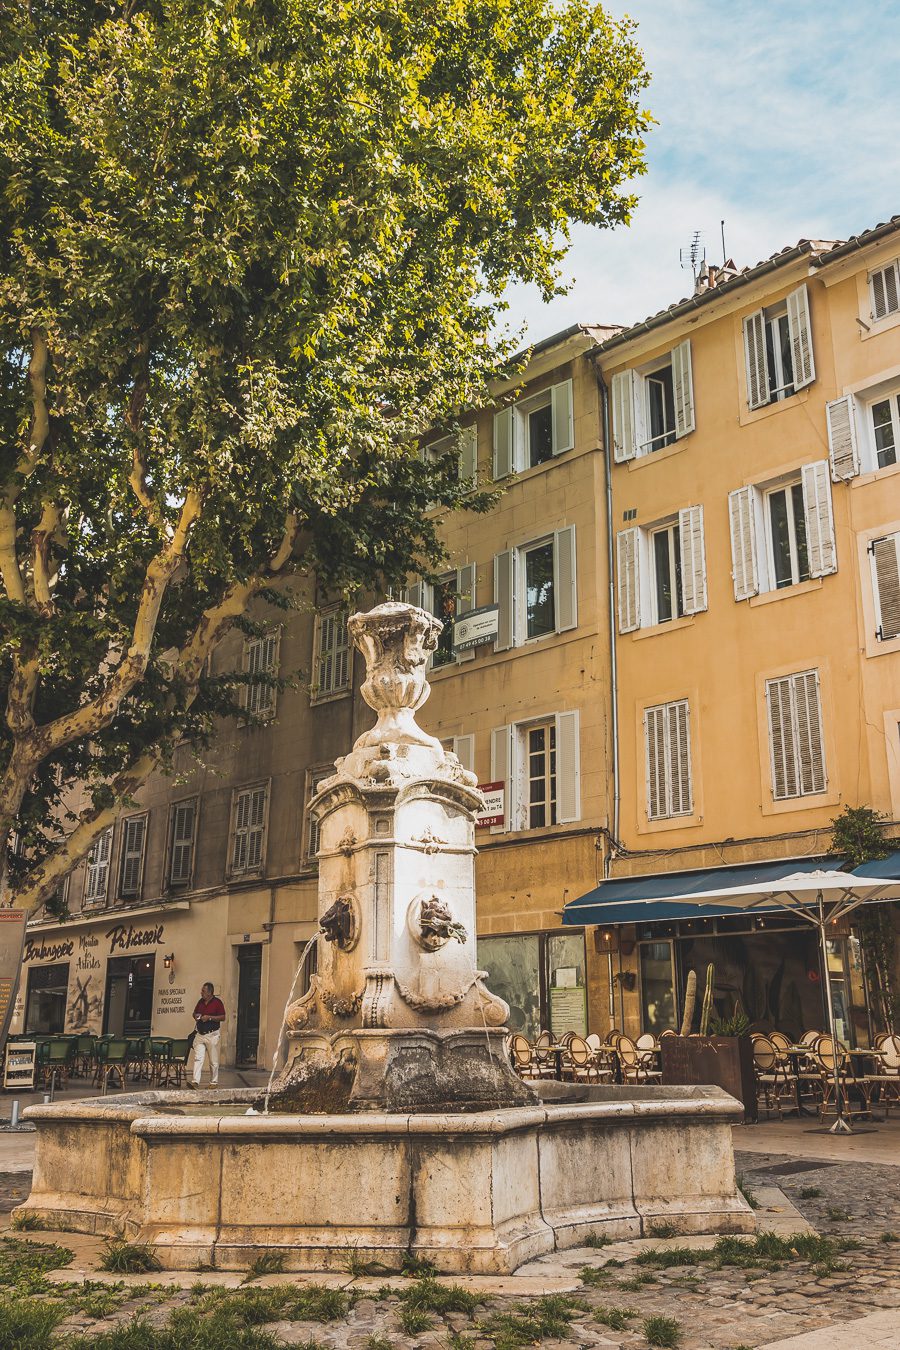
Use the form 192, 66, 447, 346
699, 962, 715, 1036
680, 969, 697, 1036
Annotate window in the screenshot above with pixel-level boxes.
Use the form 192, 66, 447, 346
243, 630, 280, 718
490, 711, 580, 832
644, 700, 692, 820
611, 341, 694, 462
229, 784, 268, 876
869, 533, 900, 642
430, 573, 459, 667
494, 527, 576, 650
312, 608, 351, 700
25, 963, 69, 1035
827, 385, 900, 481
766, 670, 826, 800
405, 563, 477, 667
168, 798, 198, 888
870, 393, 900, 470
728, 462, 836, 601
423, 425, 477, 486
118, 814, 147, 899
869, 259, 900, 321
743, 285, 815, 410
303, 766, 332, 864
84, 827, 113, 906
616, 507, 706, 633
492, 379, 573, 478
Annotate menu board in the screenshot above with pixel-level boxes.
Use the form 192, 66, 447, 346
549, 984, 587, 1037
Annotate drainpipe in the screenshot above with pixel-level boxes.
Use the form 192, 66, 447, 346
594, 364, 620, 877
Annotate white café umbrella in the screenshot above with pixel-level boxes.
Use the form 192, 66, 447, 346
645, 869, 900, 1134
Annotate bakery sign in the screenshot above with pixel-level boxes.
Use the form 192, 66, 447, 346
476, 782, 505, 829
452, 605, 499, 652
105, 923, 165, 952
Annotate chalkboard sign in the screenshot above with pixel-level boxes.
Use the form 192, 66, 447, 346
661, 1034, 756, 1123
4, 1040, 37, 1091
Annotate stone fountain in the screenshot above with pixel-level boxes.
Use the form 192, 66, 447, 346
17, 603, 753, 1273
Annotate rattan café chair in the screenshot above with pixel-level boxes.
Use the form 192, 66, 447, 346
866, 1033, 900, 1119
752, 1034, 795, 1119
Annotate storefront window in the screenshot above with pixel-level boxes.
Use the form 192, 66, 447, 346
25, 964, 69, 1034
477, 931, 587, 1039
678, 931, 822, 1041
639, 942, 676, 1032
104, 956, 155, 1037
547, 932, 587, 1037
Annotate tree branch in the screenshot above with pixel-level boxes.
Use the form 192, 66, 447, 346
30, 500, 61, 612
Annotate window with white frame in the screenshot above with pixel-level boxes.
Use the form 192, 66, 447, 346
765, 670, 826, 800
868, 532, 900, 642
423, 426, 478, 486
490, 711, 580, 832
303, 766, 332, 864
494, 527, 576, 650
616, 507, 706, 633
869, 259, 900, 322
312, 608, 351, 700
611, 341, 694, 462
84, 827, 113, 906
826, 383, 900, 481
405, 563, 477, 667
118, 814, 147, 899
743, 284, 815, 410
644, 700, 692, 821
243, 630, 280, 718
229, 783, 268, 876
168, 798, 198, 888
728, 462, 836, 601
492, 379, 573, 478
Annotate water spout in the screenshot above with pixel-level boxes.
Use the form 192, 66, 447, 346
262, 930, 321, 1114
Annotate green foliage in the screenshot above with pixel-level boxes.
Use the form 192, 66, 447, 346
397, 1303, 432, 1335
737, 1176, 759, 1209
710, 1000, 750, 1037
880, 1231, 899, 1243
364, 1339, 394, 1350
799, 1187, 822, 1199
10, 1211, 47, 1232
583, 1231, 611, 1248
644, 1315, 681, 1348
680, 969, 697, 1036
633, 1231, 852, 1271
397, 1277, 479, 1316
830, 806, 898, 1029
0, 1295, 66, 1350
240, 1250, 286, 1282
699, 962, 715, 1036
400, 1252, 438, 1279
648, 1222, 677, 1238
196, 1284, 349, 1323
478, 1294, 589, 1349
578, 1264, 610, 1286
593, 1303, 636, 1329
831, 804, 889, 867
99, 1240, 162, 1275
0, 1235, 73, 1292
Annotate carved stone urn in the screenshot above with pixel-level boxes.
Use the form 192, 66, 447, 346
349, 601, 443, 751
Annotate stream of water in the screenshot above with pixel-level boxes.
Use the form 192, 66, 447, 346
262, 930, 321, 1114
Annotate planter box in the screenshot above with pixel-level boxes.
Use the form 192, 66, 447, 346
661, 1036, 757, 1124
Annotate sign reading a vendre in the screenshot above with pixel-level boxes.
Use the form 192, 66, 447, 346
476, 782, 505, 829
452, 604, 500, 653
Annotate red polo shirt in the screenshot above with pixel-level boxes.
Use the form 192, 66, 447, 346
193, 996, 225, 1034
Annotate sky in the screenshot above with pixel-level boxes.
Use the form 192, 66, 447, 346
502, 0, 900, 344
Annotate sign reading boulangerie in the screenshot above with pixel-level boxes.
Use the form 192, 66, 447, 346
0, 910, 27, 1045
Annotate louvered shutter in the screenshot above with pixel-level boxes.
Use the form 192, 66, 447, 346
671, 340, 695, 438
405, 581, 424, 610
787, 284, 815, 389
678, 506, 707, 614
611, 369, 636, 462
85, 828, 112, 902
232, 790, 250, 871
616, 527, 641, 633
169, 800, 196, 886
668, 700, 693, 816
871, 262, 900, 320
247, 631, 279, 716
246, 786, 267, 869
794, 670, 826, 795
645, 706, 667, 821
743, 309, 768, 410
870, 534, 900, 640
494, 550, 515, 650
766, 677, 798, 801
801, 460, 837, 577
455, 562, 477, 663
119, 816, 146, 898
452, 734, 475, 775
493, 407, 514, 479
553, 525, 577, 632
490, 725, 514, 831
826, 396, 860, 481
555, 710, 580, 823
458, 425, 478, 483
728, 486, 759, 600
551, 379, 574, 455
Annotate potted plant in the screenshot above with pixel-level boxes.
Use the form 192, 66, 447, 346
661, 965, 757, 1122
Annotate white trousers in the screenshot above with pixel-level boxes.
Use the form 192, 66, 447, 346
192, 1030, 220, 1085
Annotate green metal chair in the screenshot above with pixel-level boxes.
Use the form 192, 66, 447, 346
168, 1039, 192, 1088
147, 1037, 174, 1087
43, 1038, 77, 1087
94, 1038, 130, 1089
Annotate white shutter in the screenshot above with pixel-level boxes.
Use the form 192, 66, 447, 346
668, 700, 693, 816
458, 425, 478, 482
553, 525, 577, 632
870, 262, 900, 320
455, 562, 477, 663
671, 340, 695, 438
787, 284, 815, 389
490, 725, 514, 831
452, 734, 475, 775
826, 396, 860, 482
678, 506, 707, 615
870, 534, 900, 641
728, 486, 759, 600
766, 676, 798, 801
406, 581, 424, 610
794, 670, 826, 795
801, 460, 837, 577
85, 827, 112, 903
743, 309, 768, 410
551, 379, 574, 455
645, 705, 667, 821
493, 407, 514, 479
616, 527, 641, 633
494, 549, 515, 650
119, 815, 146, 898
169, 800, 197, 886
555, 710, 581, 823
611, 369, 636, 462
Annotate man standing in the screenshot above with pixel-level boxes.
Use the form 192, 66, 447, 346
192, 981, 226, 1088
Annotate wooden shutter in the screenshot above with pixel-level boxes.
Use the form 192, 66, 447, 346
743, 309, 768, 410
494, 549, 515, 651
551, 379, 574, 455
555, 710, 581, 823
169, 800, 197, 886
728, 486, 759, 600
678, 505, 707, 614
85, 827, 112, 903
553, 525, 577, 633
672, 340, 695, 438
247, 631, 279, 716
870, 534, 900, 641
616, 527, 641, 633
119, 815, 146, 898
801, 460, 837, 577
611, 369, 636, 462
871, 262, 900, 320
458, 425, 478, 482
490, 725, 514, 831
452, 734, 475, 775
668, 700, 693, 816
793, 670, 826, 795
766, 676, 798, 800
405, 581, 424, 610
245, 786, 267, 870
826, 396, 860, 481
455, 562, 477, 663
645, 705, 667, 821
493, 407, 514, 479
787, 284, 815, 389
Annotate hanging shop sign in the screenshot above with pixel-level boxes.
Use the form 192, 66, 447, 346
476, 782, 505, 828
453, 605, 500, 652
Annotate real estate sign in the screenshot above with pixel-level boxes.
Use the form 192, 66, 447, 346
453, 604, 500, 652
476, 782, 505, 828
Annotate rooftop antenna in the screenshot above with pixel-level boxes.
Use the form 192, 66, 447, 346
721, 220, 727, 265
679, 230, 705, 282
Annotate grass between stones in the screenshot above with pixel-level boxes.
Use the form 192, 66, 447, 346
477, 1293, 590, 1350
632, 1231, 855, 1271
99, 1241, 162, 1276
593, 1302, 637, 1329
644, 1314, 681, 1347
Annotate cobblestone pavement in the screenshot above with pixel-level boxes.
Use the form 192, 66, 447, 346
3, 1148, 899, 1347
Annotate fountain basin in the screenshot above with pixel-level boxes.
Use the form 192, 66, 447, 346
19, 1085, 753, 1274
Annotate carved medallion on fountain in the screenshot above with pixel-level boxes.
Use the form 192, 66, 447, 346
270, 600, 534, 1113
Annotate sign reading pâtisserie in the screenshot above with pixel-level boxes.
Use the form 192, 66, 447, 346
453, 605, 500, 652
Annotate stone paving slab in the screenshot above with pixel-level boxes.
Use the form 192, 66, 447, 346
759, 1307, 900, 1348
